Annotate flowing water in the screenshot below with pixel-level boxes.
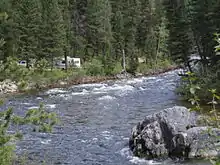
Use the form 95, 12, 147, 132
2, 70, 210, 165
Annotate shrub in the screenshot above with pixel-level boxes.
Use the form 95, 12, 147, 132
34, 58, 50, 74
83, 58, 105, 76
137, 63, 152, 74
185, 71, 220, 165
111, 61, 123, 75
0, 57, 30, 82
157, 58, 172, 69
0, 103, 59, 165
43, 69, 68, 84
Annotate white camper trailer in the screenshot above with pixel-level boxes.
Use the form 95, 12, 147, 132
55, 56, 81, 69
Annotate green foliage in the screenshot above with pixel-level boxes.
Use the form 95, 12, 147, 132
0, 102, 58, 165
83, 58, 105, 76
137, 58, 173, 74
137, 63, 152, 74
0, 38, 5, 47
14, 0, 42, 65
211, 160, 220, 165
0, 57, 30, 82
111, 61, 123, 75
0, 12, 8, 21
102, 56, 115, 76
214, 34, 220, 53
186, 72, 220, 164
178, 33, 220, 101
164, 0, 192, 66
34, 58, 50, 73
0, 0, 171, 80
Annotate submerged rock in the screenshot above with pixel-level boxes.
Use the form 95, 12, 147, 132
129, 106, 220, 160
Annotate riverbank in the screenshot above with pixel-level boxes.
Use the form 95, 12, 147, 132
41, 65, 179, 89
0, 65, 179, 97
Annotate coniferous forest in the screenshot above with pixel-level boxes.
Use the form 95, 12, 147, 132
0, 0, 219, 75
0, 0, 171, 73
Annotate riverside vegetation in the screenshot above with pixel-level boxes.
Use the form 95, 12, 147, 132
178, 36, 220, 164
0, 102, 59, 165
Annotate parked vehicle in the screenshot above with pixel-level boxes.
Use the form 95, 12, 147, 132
18, 60, 33, 68
54, 56, 81, 69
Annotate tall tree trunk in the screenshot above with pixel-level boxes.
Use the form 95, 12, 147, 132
64, 51, 68, 71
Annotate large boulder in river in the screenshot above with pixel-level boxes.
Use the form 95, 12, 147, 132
129, 106, 220, 160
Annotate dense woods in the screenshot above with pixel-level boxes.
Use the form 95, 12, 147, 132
0, 0, 219, 72
164, 0, 220, 98
0, 0, 219, 94
0, 0, 171, 74
0, 0, 219, 67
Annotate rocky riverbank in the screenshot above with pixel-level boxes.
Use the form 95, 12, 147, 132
0, 65, 179, 96
129, 106, 220, 160
34, 66, 180, 91
0, 79, 18, 94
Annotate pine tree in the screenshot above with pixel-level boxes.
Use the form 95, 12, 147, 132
135, 0, 151, 61
164, 0, 192, 69
40, 0, 65, 68
0, 0, 18, 61
187, 0, 216, 64
59, 0, 72, 70
14, 0, 42, 67
111, 0, 126, 65
122, 0, 141, 73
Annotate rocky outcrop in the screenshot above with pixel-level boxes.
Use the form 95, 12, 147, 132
129, 106, 220, 160
0, 79, 18, 94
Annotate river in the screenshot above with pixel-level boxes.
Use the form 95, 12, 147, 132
2, 70, 210, 165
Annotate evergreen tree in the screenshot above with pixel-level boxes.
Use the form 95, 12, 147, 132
0, 0, 18, 61
164, 0, 192, 69
122, 0, 140, 73
14, 0, 42, 67
40, 0, 65, 68
111, 0, 125, 63
187, 0, 216, 65
59, 0, 72, 70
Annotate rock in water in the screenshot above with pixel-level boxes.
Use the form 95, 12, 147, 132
129, 106, 197, 159
172, 127, 220, 159
130, 106, 220, 160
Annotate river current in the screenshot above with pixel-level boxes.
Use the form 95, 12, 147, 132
2, 70, 210, 165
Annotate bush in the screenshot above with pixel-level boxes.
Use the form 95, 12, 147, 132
137, 63, 152, 74
0, 57, 30, 82
0, 103, 58, 165
111, 61, 123, 75
43, 69, 68, 83
83, 58, 105, 76
127, 58, 138, 74
157, 58, 173, 69
34, 58, 50, 74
